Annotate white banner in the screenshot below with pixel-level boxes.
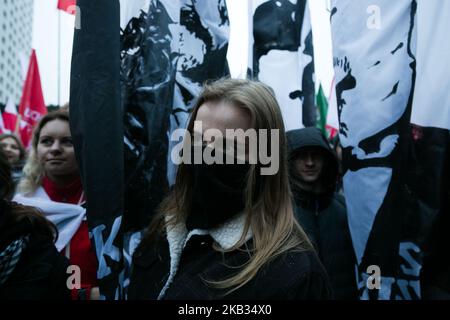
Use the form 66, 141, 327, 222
411, 0, 450, 130
331, 0, 417, 300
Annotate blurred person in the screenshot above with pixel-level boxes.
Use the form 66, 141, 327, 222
0, 134, 26, 185
128, 79, 332, 300
0, 149, 70, 300
287, 127, 357, 300
13, 109, 99, 300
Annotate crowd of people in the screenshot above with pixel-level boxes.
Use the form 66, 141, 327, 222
0, 78, 446, 300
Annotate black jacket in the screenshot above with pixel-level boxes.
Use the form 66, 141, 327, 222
287, 128, 358, 300
0, 202, 71, 300
128, 221, 332, 300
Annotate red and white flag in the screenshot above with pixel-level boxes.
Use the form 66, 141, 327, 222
57, 0, 77, 15
18, 50, 47, 148
2, 97, 18, 134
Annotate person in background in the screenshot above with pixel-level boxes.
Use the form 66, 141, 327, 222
128, 78, 331, 300
0, 134, 26, 185
287, 127, 357, 300
0, 150, 70, 300
13, 109, 99, 300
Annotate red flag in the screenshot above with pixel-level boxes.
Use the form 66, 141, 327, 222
57, 0, 77, 14
18, 50, 47, 148
2, 98, 18, 134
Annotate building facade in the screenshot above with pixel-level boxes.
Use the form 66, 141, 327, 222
0, 0, 34, 105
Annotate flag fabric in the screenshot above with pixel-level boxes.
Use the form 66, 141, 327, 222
408, 0, 450, 298
120, 0, 230, 233
57, 0, 77, 14
331, 0, 417, 300
168, 0, 230, 184
411, 0, 450, 129
326, 76, 339, 139
18, 50, 47, 148
316, 84, 328, 136
120, 0, 176, 241
71, 0, 124, 300
2, 98, 18, 134
252, 0, 315, 131
331, 0, 450, 300
71, 0, 229, 299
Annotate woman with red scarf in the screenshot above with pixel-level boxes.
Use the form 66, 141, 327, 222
14, 109, 99, 300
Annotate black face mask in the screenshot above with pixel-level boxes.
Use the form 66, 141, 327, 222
186, 160, 251, 231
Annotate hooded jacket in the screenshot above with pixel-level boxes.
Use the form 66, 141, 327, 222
287, 128, 358, 300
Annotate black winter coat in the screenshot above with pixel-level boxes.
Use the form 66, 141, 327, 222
293, 192, 358, 300
128, 224, 332, 300
0, 203, 71, 300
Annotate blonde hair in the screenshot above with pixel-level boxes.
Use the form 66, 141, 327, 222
17, 109, 70, 194
144, 78, 313, 294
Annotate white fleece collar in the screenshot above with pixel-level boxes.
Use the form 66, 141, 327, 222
208, 213, 252, 250
157, 213, 252, 300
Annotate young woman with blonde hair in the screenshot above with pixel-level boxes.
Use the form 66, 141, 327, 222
128, 78, 331, 299
13, 109, 99, 300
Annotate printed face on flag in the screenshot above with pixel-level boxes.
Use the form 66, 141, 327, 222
331, 0, 417, 300
332, 0, 414, 158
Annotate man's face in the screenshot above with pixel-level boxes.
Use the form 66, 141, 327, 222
294, 147, 326, 183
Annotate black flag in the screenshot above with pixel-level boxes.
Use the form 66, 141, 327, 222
70, 0, 125, 299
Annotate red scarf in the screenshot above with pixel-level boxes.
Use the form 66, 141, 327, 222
42, 176, 84, 205
42, 176, 98, 300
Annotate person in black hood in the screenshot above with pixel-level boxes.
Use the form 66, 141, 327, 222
287, 127, 358, 300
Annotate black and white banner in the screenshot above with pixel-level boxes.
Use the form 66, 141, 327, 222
71, 0, 229, 299
168, 0, 230, 184
120, 0, 229, 230
252, 0, 316, 131
331, 0, 450, 300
